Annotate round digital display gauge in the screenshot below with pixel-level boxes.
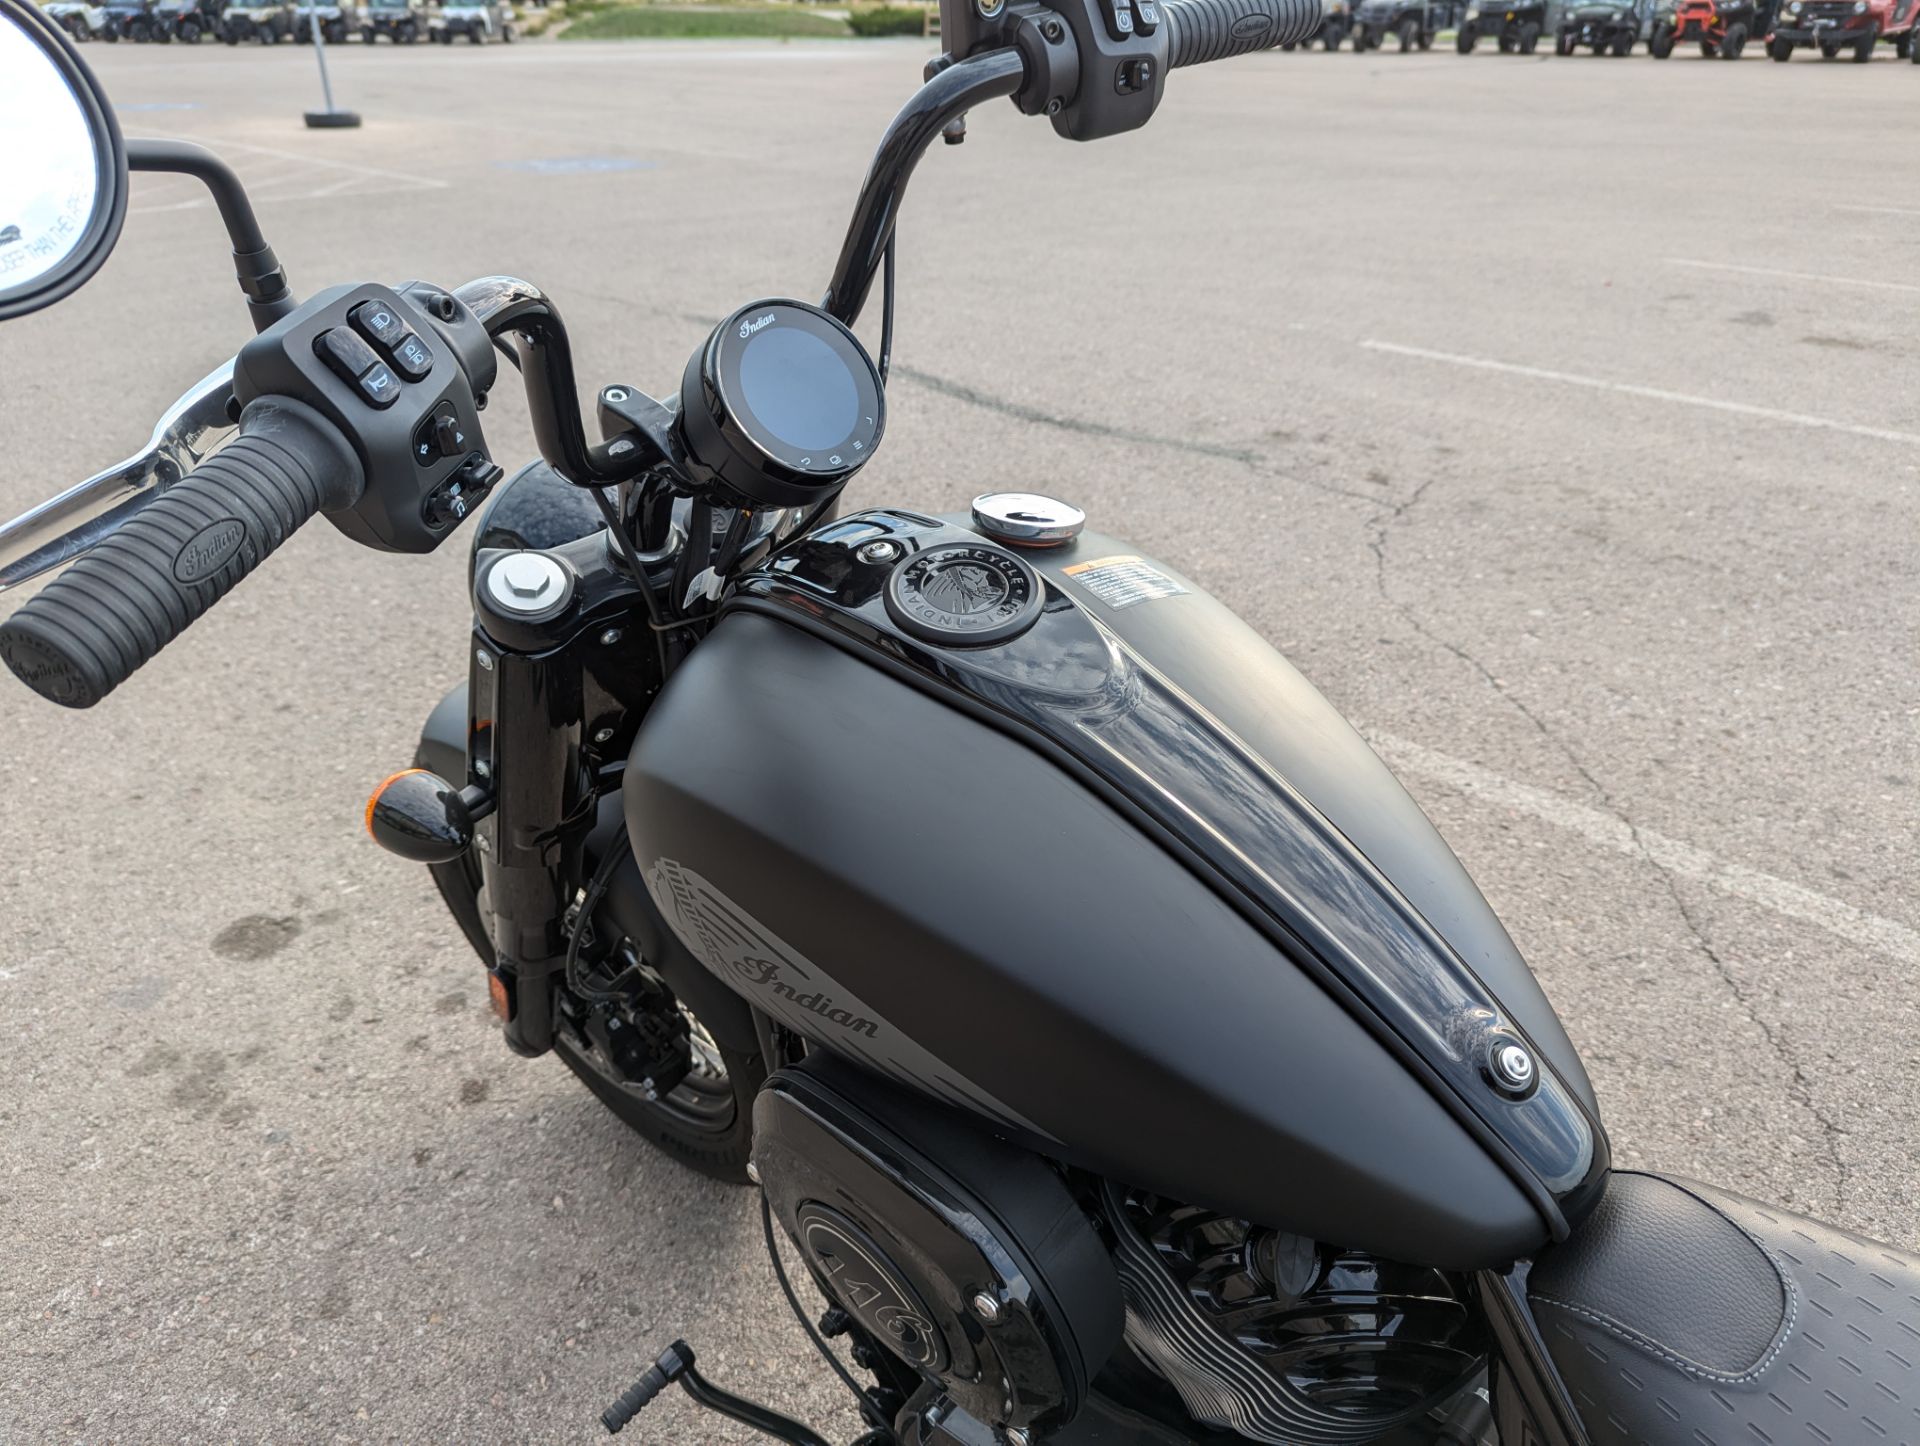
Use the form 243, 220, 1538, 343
679, 298, 885, 509
884, 543, 1044, 648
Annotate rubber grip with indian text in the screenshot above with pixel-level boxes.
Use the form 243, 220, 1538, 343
1163, 0, 1323, 66
0, 397, 363, 709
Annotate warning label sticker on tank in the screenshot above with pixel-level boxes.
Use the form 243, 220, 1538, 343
1061, 555, 1188, 610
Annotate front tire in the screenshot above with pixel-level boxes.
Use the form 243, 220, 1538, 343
1397, 15, 1421, 47
1768, 32, 1793, 54
432, 852, 763, 1186
1720, 19, 1746, 54
554, 1026, 761, 1185
1851, 20, 1876, 57
1649, 20, 1674, 53
1519, 19, 1541, 48
1611, 29, 1632, 52
1457, 20, 1476, 49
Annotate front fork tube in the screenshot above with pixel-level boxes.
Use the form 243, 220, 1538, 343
467, 630, 589, 1057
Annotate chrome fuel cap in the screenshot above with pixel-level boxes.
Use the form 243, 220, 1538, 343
970, 492, 1086, 548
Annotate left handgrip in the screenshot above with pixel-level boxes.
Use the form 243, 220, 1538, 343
0, 397, 364, 709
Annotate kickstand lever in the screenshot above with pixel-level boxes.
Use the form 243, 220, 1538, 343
602, 1339, 837, 1445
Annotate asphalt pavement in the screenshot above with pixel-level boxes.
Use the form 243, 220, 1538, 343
0, 34, 1916, 1445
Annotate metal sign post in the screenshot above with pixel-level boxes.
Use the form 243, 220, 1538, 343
304, 10, 363, 129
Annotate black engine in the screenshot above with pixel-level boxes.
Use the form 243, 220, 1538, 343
753, 1055, 1125, 1441
1108, 1188, 1487, 1444
755, 1057, 1488, 1446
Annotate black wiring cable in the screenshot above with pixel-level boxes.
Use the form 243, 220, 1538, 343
589, 484, 675, 678
760, 1193, 887, 1431
563, 821, 634, 1004
878, 233, 897, 384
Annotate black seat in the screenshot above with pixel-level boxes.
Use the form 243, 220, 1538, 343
1529, 1170, 1920, 1446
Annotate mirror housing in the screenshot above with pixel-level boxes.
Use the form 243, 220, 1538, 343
0, 0, 128, 322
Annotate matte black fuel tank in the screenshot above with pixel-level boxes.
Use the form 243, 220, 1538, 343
625, 510, 1608, 1268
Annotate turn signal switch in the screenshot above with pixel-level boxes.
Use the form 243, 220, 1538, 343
365, 768, 495, 863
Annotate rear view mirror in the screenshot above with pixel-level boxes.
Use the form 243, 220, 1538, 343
0, 0, 128, 322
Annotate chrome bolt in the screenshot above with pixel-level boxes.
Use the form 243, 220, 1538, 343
858, 540, 902, 565
474, 759, 492, 779
486, 552, 570, 617
1489, 1041, 1536, 1093
971, 1292, 1002, 1325
593, 726, 616, 745
605, 387, 630, 403
600, 628, 623, 646
745, 1160, 761, 1185
499, 553, 555, 600
475, 833, 491, 854
1005, 1432, 1030, 1446
474, 649, 494, 672
977, 0, 1004, 15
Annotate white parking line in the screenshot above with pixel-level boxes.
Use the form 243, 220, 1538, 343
1368, 731, 1920, 969
1665, 257, 1920, 295
1834, 203, 1920, 219
125, 139, 448, 217
1360, 340, 1920, 447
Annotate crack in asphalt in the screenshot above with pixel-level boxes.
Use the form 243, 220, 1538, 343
1367, 479, 1853, 1213
572, 293, 1380, 505
886, 363, 1265, 467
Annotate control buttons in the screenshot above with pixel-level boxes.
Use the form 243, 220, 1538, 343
422, 455, 503, 531
349, 299, 409, 348
411, 400, 470, 466
390, 332, 434, 382
346, 298, 434, 384
315, 327, 400, 409
358, 364, 401, 409
316, 326, 381, 384
1099, 0, 1135, 39
1117, 56, 1156, 93
1133, 0, 1159, 30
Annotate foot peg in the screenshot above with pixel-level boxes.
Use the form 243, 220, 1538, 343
602, 1339, 838, 1444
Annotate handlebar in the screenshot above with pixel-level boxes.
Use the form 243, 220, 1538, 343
1164, 0, 1322, 65
0, 397, 363, 709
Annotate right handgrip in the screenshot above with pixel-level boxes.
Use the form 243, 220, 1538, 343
0, 397, 363, 709
1163, 0, 1323, 66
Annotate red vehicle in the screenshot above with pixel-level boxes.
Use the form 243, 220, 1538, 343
1649, 0, 1773, 53
1766, 0, 1919, 58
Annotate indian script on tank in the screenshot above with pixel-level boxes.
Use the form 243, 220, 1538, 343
647, 858, 1050, 1137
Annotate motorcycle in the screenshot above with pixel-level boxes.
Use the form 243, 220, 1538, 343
2, 0, 1915, 1442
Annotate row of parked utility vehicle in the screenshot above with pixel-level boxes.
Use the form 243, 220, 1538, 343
43, 0, 516, 43
1281, 0, 1920, 57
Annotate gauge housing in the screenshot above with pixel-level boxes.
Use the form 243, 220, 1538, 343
677, 298, 885, 509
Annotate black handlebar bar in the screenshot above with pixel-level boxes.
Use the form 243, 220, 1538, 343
0, 398, 363, 709
1164, 0, 1322, 65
